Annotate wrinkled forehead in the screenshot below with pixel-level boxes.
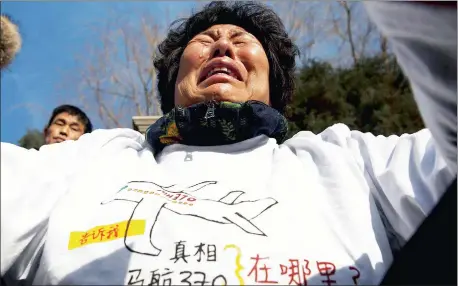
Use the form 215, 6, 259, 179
195, 24, 261, 43
200, 24, 248, 36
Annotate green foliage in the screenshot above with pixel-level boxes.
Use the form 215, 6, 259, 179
286, 54, 424, 138
18, 129, 45, 150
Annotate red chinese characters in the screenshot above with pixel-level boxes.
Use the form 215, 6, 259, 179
316, 261, 336, 286
79, 232, 90, 245
248, 255, 278, 284
107, 224, 119, 239
280, 259, 311, 285
247, 255, 361, 286
78, 224, 120, 246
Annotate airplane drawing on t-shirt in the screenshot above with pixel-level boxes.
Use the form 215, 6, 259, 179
101, 181, 277, 256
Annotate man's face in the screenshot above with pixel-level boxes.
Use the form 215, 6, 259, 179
44, 112, 85, 144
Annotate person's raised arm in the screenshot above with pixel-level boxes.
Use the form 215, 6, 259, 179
364, 1, 457, 173
289, 122, 454, 253
1, 129, 144, 281
305, 1, 457, 251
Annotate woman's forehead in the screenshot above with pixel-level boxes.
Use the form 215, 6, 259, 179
200, 24, 249, 36
196, 24, 259, 42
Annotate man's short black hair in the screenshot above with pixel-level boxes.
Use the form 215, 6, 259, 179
154, 1, 299, 115
46, 104, 93, 133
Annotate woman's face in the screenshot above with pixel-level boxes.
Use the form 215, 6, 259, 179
174, 24, 270, 107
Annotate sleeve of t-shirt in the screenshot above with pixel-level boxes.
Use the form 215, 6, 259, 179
364, 1, 457, 172
314, 124, 455, 248
0, 129, 144, 279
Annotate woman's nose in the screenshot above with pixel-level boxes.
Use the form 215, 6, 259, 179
211, 38, 235, 59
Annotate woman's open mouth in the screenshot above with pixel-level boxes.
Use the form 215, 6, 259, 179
198, 60, 243, 85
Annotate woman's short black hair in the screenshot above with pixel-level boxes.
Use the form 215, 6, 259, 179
47, 104, 93, 133
154, 1, 299, 114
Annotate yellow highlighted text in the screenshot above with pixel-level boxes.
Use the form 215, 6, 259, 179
68, 220, 145, 250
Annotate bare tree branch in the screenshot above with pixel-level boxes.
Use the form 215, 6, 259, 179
339, 1, 358, 65
67, 11, 165, 128
323, 1, 386, 66
272, 1, 323, 62
359, 19, 375, 57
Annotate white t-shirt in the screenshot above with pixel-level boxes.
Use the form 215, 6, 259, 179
1, 124, 453, 285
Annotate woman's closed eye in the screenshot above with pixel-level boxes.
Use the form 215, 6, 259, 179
195, 35, 214, 45
233, 38, 247, 46
232, 33, 260, 47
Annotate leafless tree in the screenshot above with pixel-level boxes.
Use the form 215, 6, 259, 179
65, 4, 200, 129
270, 1, 387, 66
67, 11, 165, 128
323, 1, 388, 66
271, 1, 326, 62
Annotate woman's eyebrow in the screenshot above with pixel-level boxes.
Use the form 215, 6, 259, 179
200, 30, 216, 38
230, 30, 254, 38
198, 29, 255, 39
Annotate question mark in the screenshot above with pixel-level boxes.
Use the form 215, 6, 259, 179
349, 266, 360, 285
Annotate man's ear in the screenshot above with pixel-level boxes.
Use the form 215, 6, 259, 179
43, 127, 48, 137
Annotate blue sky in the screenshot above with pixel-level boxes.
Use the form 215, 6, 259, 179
1, 1, 356, 145
1, 1, 197, 144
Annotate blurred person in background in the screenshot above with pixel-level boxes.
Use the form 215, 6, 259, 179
1, 16, 92, 146
44, 104, 93, 145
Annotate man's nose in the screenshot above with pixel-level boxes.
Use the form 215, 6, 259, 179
211, 38, 235, 59
59, 126, 69, 136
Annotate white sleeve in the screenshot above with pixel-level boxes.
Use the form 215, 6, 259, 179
314, 124, 454, 246
0, 129, 144, 279
364, 1, 457, 172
